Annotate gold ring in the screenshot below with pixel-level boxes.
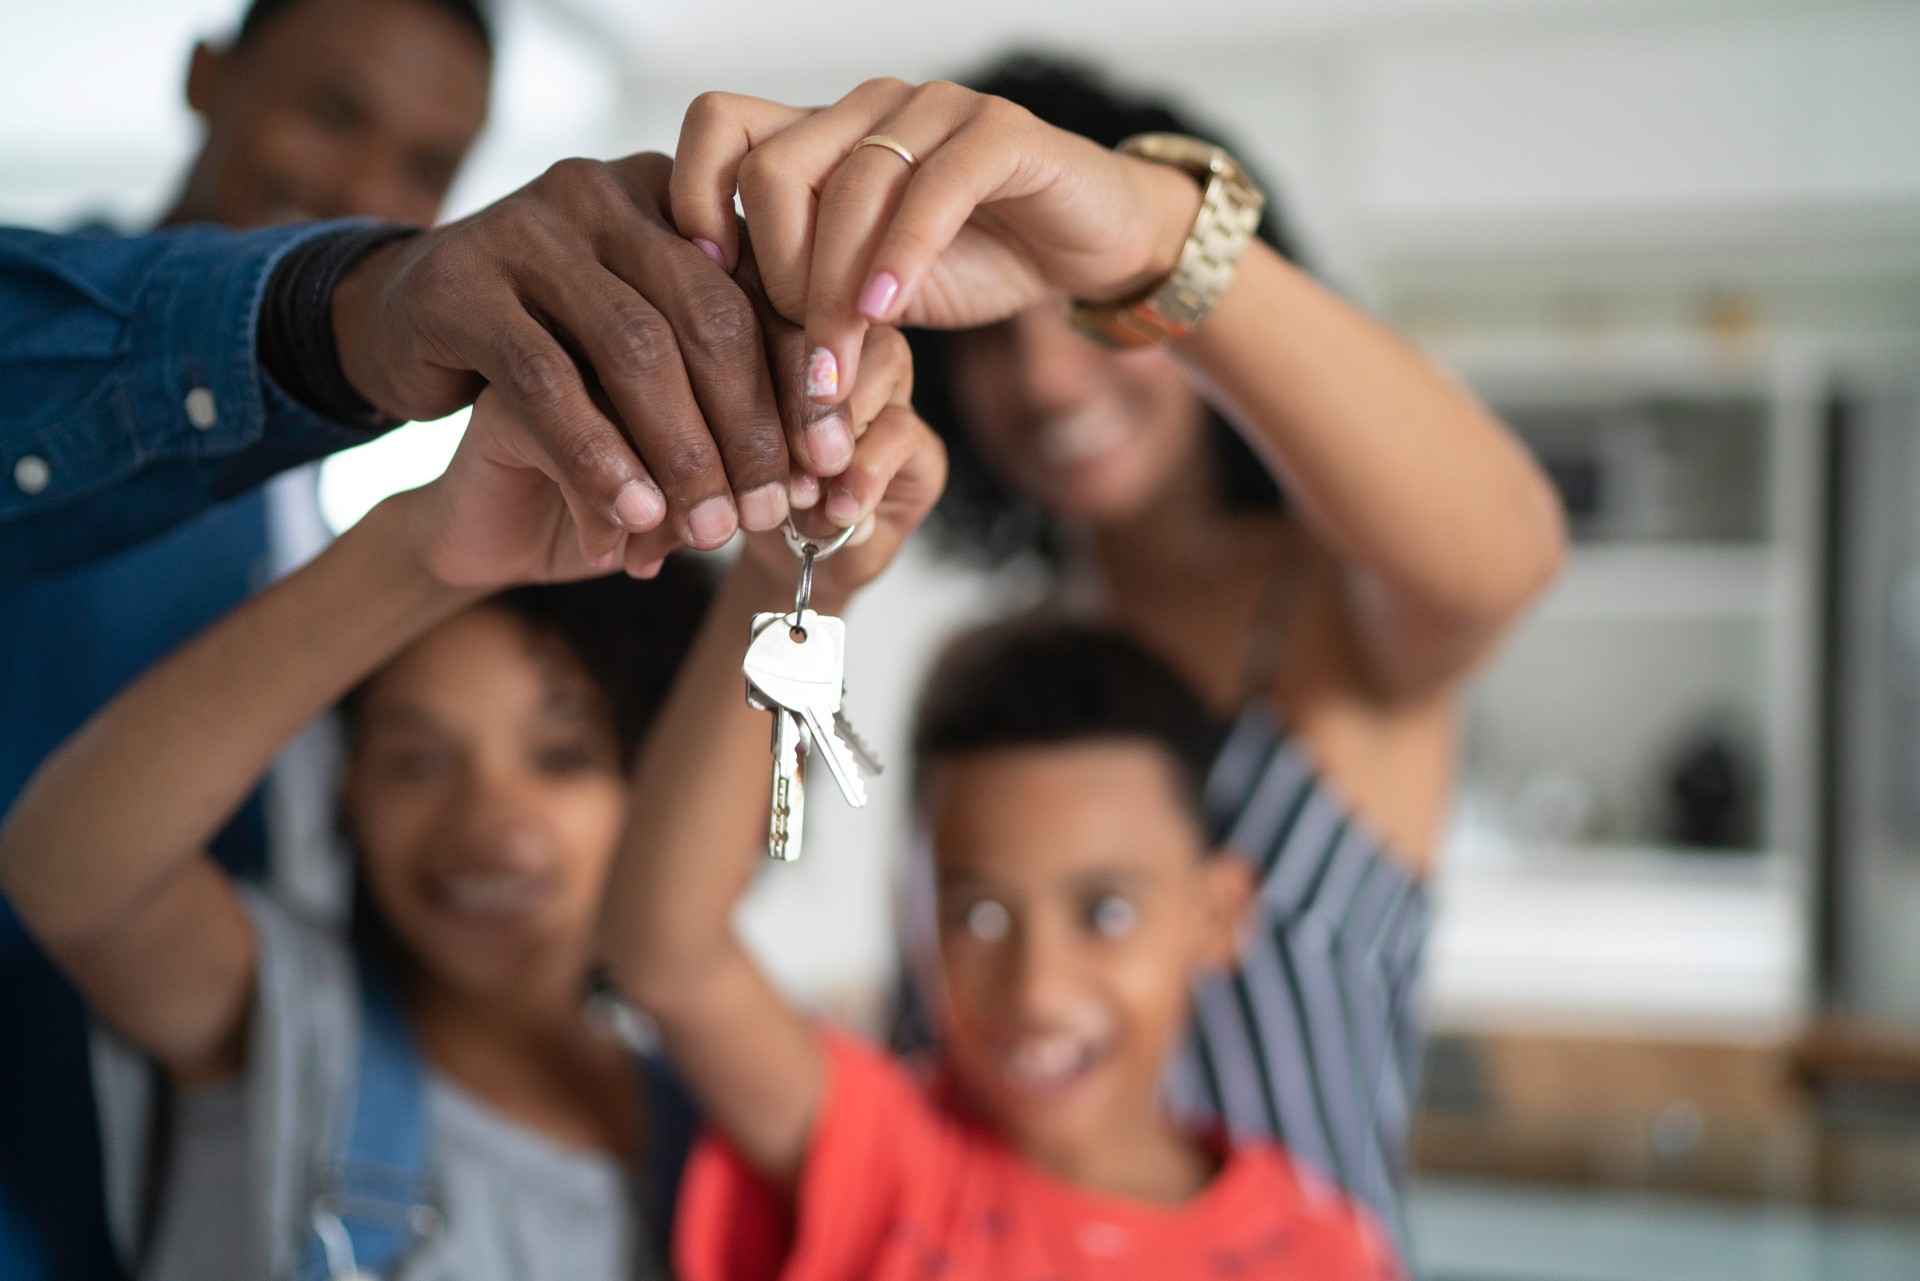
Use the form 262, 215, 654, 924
854, 134, 919, 171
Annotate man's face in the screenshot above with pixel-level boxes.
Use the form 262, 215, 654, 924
925, 741, 1251, 1175
183, 0, 490, 228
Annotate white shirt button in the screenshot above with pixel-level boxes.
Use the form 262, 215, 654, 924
13, 454, 51, 496
185, 387, 219, 430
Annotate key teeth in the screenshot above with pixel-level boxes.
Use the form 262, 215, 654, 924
833, 716, 884, 776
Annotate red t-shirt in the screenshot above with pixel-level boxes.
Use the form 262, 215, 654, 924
674, 1033, 1402, 1281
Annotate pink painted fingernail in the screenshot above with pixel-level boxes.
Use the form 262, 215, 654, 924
807, 415, 853, 470
613, 481, 665, 530
738, 482, 789, 532
805, 347, 839, 400
859, 271, 900, 321
685, 495, 737, 547
692, 237, 727, 270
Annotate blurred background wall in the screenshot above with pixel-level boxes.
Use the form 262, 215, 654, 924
5, 1, 1919, 1276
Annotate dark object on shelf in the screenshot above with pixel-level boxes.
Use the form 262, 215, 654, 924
1664, 731, 1760, 850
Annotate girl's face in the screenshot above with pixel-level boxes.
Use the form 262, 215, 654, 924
342, 606, 627, 1000
947, 302, 1211, 528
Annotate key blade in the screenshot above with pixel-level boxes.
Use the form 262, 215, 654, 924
832, 709, 883, 776
799, 705, 867, 808
767, 709, 806, 861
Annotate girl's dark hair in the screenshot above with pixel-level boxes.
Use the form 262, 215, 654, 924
913, 616, 1226, 831
237, 0, 494, 58
341, 557, 716, 771
913, 52, 1298, 566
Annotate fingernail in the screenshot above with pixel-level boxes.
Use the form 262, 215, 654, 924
613, 482, 665, 530
826, 484, 861, 526
685, 495, 737, 547
805, 347, 839, 400
859, 271, 900, 322
692, 237, 727, 270
738, 482, 789, 532
789, 472, 821, 510
851, 514, 878, 546
807, 415, 853, 470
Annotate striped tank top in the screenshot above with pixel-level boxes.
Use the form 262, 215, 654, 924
1166, 705, 1430, 1253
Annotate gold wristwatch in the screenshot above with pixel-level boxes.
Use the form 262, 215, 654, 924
1069, 133, 1266, 349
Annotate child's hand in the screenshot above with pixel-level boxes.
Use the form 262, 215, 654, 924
740, 324, 946, 608
408, 388, 682, 590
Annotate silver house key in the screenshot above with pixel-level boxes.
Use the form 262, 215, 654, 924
741, 519, 884, 860
746, 611, 867, 809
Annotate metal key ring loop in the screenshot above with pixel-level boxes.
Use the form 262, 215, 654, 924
781, 516, 857, 563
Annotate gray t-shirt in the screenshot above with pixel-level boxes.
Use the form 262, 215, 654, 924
91, 891, 659, 1281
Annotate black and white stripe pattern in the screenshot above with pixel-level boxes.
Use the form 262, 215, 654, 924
1168, 707, 1430, 1251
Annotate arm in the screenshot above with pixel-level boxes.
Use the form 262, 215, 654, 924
0, 383, 631, 1082
1173, 236, 1567, 699
0, 222, 384, 578
0, 494, 475, 1080
603, 331, 944, 1189
669, 82, 1567, 701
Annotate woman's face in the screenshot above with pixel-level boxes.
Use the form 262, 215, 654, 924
342, 606, 627, 1000
947, 302, 1210, 528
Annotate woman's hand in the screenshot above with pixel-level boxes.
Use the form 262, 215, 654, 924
669, 79, 1203, 405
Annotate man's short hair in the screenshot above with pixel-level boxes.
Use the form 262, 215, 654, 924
912, 617, 1225, 829
236, 0, 494, 58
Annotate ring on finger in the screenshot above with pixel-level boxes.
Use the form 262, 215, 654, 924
853, 134, 919, 172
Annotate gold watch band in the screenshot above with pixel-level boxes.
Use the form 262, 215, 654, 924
1069, 134, 1266, 350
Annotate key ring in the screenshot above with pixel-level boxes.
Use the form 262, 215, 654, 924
783, 516, 857, 623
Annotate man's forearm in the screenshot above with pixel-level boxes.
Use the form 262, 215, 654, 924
0, 221, 394, 579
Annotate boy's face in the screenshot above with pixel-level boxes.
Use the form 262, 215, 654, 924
926, 740, 1251, 1171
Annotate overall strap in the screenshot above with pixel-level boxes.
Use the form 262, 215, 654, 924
299, 961, 439, 1281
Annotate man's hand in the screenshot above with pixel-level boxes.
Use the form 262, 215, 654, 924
329, 152, 861, 565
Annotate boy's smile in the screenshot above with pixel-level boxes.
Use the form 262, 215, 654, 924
926, 740, 1252, 1199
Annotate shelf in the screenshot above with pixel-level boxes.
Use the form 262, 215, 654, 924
1531, 544, 1781, 623
1425, 838, 1807, 1037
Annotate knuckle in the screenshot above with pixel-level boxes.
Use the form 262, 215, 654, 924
540, 157, 622, 212
599, 308, 678, 383
502, 342, 573, 408
653, 435, 720, 490
856, 76, 912, 104
683, 91, 737, 129
682, 285, 761, 356
551, 425, 624, 499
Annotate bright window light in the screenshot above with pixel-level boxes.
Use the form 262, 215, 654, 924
316, 411, 468, 535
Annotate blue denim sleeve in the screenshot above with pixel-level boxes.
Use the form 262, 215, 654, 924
0, 220, 392, 580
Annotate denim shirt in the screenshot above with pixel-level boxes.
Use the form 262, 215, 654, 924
0, 219, 387, 580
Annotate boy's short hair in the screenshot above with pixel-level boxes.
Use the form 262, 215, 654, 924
912, 617, 1225, 831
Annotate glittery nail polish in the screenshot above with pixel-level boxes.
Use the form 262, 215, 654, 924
805, 347, 839, 400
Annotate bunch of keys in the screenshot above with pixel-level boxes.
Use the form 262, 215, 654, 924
743, 517, 883, 861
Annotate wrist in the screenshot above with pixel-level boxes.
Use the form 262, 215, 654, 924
364, 489, 488, 613
1102, 159, 1205, 303
327, 234, 417, 419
